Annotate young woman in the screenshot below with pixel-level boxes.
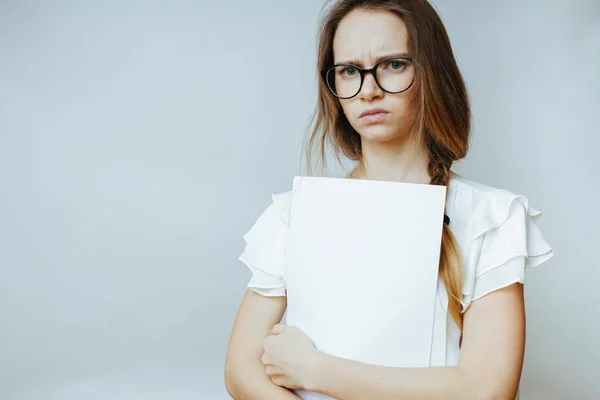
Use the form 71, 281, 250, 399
225, 1, 554, 399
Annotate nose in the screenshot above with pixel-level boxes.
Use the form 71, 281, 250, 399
359, 71, 383, 100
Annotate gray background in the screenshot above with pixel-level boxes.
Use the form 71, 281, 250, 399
1, 0, 598, 399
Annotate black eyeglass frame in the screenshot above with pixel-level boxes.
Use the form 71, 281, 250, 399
320, 56, 415, 99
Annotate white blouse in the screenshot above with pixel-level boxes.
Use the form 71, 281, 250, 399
238, 170, 554, 367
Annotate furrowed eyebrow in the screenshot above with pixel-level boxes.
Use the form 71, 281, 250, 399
335, 52, 410, 67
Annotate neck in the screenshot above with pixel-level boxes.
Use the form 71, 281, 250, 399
349, 133, 431, 184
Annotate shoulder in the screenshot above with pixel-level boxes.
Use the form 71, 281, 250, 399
245, 188, 294, 238
447, 170, 554, 312
448, 169, 544, 229
448, 169, 522, 202
447, 170, 547, 238
237, 188, 294, 297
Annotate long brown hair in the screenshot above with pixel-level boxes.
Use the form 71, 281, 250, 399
303, 0, 471, 330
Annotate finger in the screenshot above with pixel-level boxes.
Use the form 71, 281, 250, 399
261, 351, 271, 365
270, 375, 288, 388
264, 365, 281, 377
270, 323, 286, 335
262, 335, 275, 351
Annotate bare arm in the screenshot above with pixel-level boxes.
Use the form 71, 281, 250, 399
225, 289, 301, 400
306, 283, 525, 400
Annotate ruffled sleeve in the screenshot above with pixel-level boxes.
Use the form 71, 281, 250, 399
238, 190, 293, 297
461, 189, 554, 312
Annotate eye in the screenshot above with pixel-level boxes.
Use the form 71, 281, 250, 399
340, 66, 358, 77
382, 59, 406, 71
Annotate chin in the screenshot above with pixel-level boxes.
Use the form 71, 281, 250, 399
358, 125, 402, 142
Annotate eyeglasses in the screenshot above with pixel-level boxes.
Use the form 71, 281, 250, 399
321, 56, 415, 99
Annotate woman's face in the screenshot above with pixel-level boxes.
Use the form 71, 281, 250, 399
332, 9, 415, 143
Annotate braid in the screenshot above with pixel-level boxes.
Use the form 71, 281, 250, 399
427, 142, 465, 332
427, 158, 450, 186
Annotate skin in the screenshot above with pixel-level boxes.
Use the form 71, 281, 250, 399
262, 280, 525, 400
334, 9, 430, 184
225, 291, 301, 399
225, 8, 526, 400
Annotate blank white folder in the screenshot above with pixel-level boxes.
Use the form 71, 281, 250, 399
283, 176, 447, 400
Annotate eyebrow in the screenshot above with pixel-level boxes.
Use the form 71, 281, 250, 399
336, 52, 410, 67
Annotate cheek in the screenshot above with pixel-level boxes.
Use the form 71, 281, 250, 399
339, 102, 351, 119
388, 97, 410, 118
339, 101, 360, 126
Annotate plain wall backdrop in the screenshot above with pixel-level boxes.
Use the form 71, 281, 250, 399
0, 1, 598, 399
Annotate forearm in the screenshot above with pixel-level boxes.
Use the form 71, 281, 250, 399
226, 364, 301, 400
308, 354, 484, 400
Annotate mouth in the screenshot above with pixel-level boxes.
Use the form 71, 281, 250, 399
359, 108, 390, 123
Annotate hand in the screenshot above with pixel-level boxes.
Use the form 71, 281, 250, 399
261, 324, 323, 390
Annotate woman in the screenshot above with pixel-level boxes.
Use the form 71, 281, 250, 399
224, 1, 554, 399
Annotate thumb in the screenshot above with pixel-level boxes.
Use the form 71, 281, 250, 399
269, 323, 286, 336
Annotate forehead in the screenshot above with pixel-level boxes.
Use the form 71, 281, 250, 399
333, 9, 409, 64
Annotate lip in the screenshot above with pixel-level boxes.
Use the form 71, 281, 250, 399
359, 108, 390, 118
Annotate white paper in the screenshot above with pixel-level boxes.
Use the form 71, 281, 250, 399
283, 176, 447, 400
